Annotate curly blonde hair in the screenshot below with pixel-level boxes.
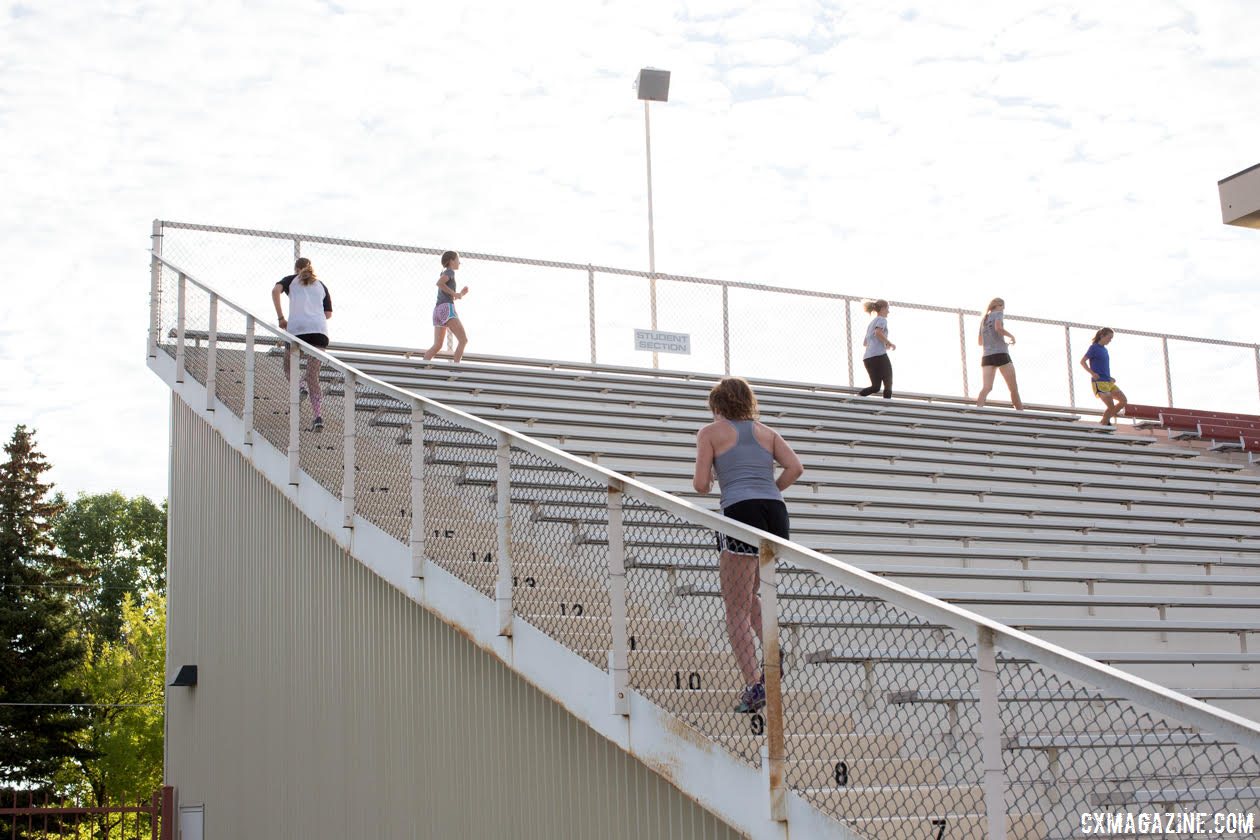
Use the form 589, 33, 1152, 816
708, 377, 759, 420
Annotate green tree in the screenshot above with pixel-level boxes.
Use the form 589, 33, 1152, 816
52, 492, 166, 648
0, 425, 89, 788
55, 592, 165, 818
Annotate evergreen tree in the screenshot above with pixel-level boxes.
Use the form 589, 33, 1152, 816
0, 425, 89, 787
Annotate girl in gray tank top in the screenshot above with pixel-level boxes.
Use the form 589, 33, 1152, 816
692, 377, 804, 713
974, 297, 1025, 410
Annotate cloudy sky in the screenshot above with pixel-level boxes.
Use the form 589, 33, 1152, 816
2, 0, 1257, 502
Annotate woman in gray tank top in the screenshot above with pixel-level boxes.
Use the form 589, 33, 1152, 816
692, 377, 804, 713
974, 297, 1024, 410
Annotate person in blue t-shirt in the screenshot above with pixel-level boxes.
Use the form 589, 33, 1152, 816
1080, 327, 1127, 426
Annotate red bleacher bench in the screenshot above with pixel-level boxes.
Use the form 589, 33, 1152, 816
1123, 404, 1164, 421
1243, 434, 1260, 454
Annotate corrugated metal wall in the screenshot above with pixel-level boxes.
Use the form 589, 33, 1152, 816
166, 396, 744, 839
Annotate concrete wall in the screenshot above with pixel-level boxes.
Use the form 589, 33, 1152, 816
165, 395, 742, 839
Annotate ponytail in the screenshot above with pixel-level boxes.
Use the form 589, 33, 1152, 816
1091, 327, 1114, 344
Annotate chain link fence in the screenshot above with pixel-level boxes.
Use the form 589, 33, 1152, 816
154, 220, 1260, 416
151, 250, 1260, 838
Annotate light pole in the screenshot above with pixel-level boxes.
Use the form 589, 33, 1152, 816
637, 67, 670, 368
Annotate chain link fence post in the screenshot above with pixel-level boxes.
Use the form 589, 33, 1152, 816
287, 344, 300, 486
174, 273, 187, 383
242, 316, 255, 452
977, 626, 1009, 840
149, 220, 162, 359
410, 404, 427, 580
759, 540, 787, 822
958, 311, 970, 398
293, 238, 301, 261
844, 300, 854, 387
1162, 336, 1174, 407
205, 293, 218, 412
588, 265, 597, 364
1064, 325, 1076, 408
607, 483, 630, 715
342, 372, 357, 530
722, 285, 731, 376
495, 433, 513, 637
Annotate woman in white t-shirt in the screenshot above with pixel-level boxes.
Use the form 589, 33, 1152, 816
974, 297, 1023, 410
271, 258, 333, 432
858, 299, 896, 398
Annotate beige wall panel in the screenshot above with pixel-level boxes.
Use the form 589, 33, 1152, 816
166, 396, 743, 839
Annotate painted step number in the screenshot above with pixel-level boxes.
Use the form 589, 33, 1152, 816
673, 671, 701, 690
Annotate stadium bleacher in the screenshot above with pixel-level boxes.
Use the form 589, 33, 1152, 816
166, 311, 1260, 838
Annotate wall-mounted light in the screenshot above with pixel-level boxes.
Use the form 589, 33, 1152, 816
170, 665, 198, 687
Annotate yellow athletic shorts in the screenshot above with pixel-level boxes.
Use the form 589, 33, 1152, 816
1092, 380, 1119, 396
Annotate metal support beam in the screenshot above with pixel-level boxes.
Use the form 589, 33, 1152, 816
287, 344, 300, 486
607, 484, 630, 715
977, 627, 1009, 839
760, 540, 787, 822
148, 219, 162, 359
342, 372, 356, 529
1162, 336, 1174, 407
844, 300, 854, 388
174, 273, 187, 383
722, 285, 731, 376
495, 434, 513, 636
958, 311, 970, 398
205, 293, 218, 412
410, 404, 427, 578
1064, 326, 1076, 408
242, 316, 255, 450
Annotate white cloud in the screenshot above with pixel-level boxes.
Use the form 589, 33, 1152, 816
1, 0, 1258, 499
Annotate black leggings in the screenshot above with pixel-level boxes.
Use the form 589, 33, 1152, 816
860, 354, 893, 398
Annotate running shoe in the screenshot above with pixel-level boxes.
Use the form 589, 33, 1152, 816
299, 382, 309, 402
311, 416, 324, 433
734, 681, 766, 714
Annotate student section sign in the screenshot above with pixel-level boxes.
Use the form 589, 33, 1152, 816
634, 329, 691, 354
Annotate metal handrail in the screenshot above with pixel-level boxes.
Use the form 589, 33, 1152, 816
150, 249, 1260, 759
159, 219, 1260, 350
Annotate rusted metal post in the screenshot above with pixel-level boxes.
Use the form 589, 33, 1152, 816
759, 539, 787, 821
607, 483, 630, 715
160, 787, 175, 840
495, 433, 513, 636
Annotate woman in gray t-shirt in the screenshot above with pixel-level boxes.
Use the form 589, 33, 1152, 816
975, 297, 1024, 410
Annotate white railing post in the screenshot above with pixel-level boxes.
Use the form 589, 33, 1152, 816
1162, 336, 1174, 407
958, 311, 970, 398
148, 219, 162, 359
1064, 326, 1076, 407
495, 433, 513, 637
174, 273, 187, 383
242, 316, 255, 451
288, 342, 300, 486
721, 285, 731, 376
607, 484, 630, 716
587, 265, 597, 364
977, 627, 1009, 840
759, 540, 787, 822
205, 293, 218, 412
410, 403, 427, 578
342, 372, 356, 529
844, 300, 854, 387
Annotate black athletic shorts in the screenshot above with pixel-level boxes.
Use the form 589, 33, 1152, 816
714, 498, 790, 556
295, 332, 330, 349
981, 352, 1012, 367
